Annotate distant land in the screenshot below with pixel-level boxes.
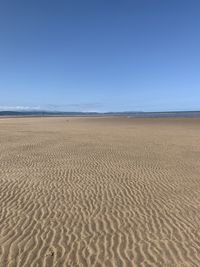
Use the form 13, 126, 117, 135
1, 110, 200, 118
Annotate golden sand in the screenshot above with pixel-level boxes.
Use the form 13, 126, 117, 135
0, 117, 200, 267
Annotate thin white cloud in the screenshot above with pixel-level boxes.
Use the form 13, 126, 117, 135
0, 102, 106, 112
0, 106, 41, 111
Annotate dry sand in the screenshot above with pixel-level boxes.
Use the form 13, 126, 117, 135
0, 117, 200, 267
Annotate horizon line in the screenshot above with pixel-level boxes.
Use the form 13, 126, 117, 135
1, 110, 200, 114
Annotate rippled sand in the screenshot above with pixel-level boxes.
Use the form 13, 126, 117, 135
1, 117, 200, 267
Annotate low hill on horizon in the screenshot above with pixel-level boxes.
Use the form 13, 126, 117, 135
1, 110, 200, 118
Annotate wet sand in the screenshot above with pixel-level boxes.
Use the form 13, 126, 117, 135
0, 117, 200, 267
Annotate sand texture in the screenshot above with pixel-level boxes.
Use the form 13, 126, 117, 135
1, 117, 200, 267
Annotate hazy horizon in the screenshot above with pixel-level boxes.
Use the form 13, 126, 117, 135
1, 107, 200, 114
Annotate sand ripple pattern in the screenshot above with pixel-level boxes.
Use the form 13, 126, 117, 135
1, 117, 200, 267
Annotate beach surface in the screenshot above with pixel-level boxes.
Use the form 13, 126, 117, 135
1, 117, 200, 267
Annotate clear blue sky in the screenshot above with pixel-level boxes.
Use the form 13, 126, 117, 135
0, 0, 200, 112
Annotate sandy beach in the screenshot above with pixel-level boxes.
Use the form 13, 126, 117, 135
0, 117, 200, 267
